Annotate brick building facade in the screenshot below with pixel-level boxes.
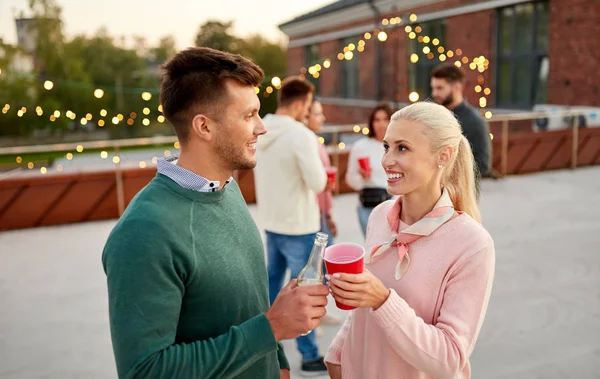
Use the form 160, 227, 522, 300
279, 0, 600, 125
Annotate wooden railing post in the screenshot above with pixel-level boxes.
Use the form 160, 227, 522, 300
571, 116, 579, 169
501, 120, 509, 176
114, 146, 125, 216
331, 130, 340, 196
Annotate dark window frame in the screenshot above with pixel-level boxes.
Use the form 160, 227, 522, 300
338, 37, 360, 99
304, 43, 321, 95
495, 0, 549, 109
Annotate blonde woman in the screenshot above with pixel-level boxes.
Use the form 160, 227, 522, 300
325, 102, 495, 379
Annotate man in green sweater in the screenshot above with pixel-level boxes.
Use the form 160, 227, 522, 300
102, 47, 330, 379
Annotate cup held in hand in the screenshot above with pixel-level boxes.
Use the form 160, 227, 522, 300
358, 156, 371, 176
326, 166, 338, 186
324, 243, 365, 310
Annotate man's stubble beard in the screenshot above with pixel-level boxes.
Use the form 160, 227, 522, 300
213, 125, 256, 172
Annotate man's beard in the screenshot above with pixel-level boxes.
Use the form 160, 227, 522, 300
213, 127, 256, 172
439, 93, 454, 108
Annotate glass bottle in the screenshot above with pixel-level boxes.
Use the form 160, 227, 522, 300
297, 232, 328, 286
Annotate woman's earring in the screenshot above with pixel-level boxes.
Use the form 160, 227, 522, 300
438, 164, 443, 169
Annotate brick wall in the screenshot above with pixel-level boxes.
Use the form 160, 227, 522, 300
446, 9, 495, 106
547, 0, 600, 106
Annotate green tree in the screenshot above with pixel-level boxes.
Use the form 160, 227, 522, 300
150, 35, 177, 64
195, 21, 242, 53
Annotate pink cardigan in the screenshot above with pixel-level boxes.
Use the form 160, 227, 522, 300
325, 200, 495, 379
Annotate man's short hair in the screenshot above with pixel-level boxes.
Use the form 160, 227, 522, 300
160, 47, 264, 142
278, 76, 315, 107
430, 63, 465, 84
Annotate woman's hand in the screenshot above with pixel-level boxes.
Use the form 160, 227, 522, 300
359, 167, 371, 180
326, 362, 342, 379
327, 269, 390, 310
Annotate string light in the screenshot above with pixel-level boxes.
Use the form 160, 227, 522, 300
338, 142, 346, 149
112, 156, 120, 164
94, 89, 104, 99
141, 92, 152, 101
353, 125, 361, 133
157, 115, 165, 123
143, 107, 150, 115
76, 145, 83, 153
43, 80, 54, 90
409, 92, 420, 102
139, 161, 147, 168
271, 76, 281, 88
40, 167, 47, 174
362, 127, 369, 135
100, 151, 108, 159
100, 109, 107, 117
377, 31, 388, 42
142, 118, 150, 126
174, 141, 180, 149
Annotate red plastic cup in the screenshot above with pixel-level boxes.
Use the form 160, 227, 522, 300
326, 166, 338, 186
324, 243, 365, 310
358, 156, 371, 175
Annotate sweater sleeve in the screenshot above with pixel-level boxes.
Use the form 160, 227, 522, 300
324, 312, 353, 365
369, 245, 495, 379
102, 220, 278, 379
277, 343, 290, 370
293, 129, 327, 194
345, 142, 365, 191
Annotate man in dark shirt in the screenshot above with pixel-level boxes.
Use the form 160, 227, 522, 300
430, 64, 491, 189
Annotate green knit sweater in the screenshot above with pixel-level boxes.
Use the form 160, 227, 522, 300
102, 173, 289, 378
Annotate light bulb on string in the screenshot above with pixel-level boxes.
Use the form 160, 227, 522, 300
43, 80, 54, 90
141, 92, 152, 101
409, 92, 420, 102
94, 89, 104, 99
377, 31, 388, 42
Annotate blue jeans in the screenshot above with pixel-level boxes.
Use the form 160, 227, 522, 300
266, 231, 321, 362
357, 206, 374, 237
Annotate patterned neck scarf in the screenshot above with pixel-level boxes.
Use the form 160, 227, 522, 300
365, 189, 454, 280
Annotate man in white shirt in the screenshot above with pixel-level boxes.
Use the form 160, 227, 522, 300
254, 76, 328, 374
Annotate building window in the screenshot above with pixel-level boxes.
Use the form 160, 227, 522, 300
496, 1, 549, 108
339, 37, 360, 98
408, 19, 447, 99
304, 44, 320, 95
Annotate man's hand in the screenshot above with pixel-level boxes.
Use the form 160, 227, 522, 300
266, 279, 329, 341
280, 369, 290, 379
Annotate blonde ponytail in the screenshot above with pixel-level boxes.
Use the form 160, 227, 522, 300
391, 102, 481, 222
444, 135, 480, 222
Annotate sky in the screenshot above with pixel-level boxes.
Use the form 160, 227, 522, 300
0, 0, 334, 48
